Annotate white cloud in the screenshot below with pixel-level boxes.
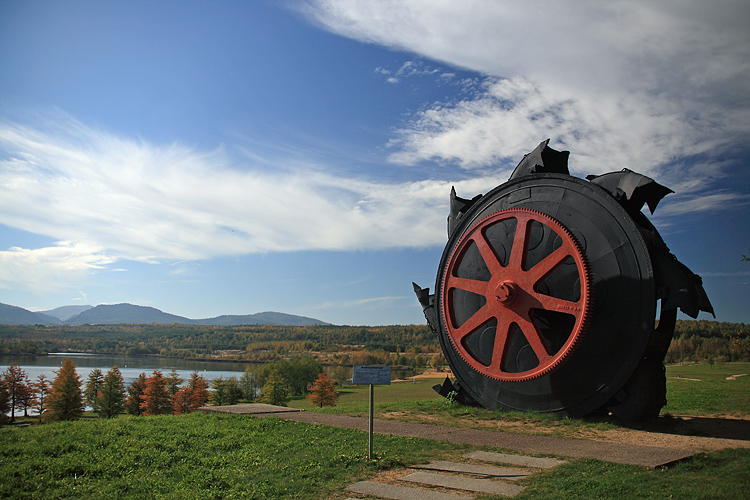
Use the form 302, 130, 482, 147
0, 241, 116, 292
0, 114, 507, 272
305, 0, 750, 183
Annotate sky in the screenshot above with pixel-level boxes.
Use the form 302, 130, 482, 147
1, 0, 748, 326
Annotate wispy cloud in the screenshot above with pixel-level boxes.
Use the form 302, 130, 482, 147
312, 295, 410, 310
305, 0, 750, 184
0, 113, 506, 274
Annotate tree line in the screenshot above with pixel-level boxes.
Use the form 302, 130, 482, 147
0, 323, 443, 367
0, 355, 341, 425
666, 320, 750, 364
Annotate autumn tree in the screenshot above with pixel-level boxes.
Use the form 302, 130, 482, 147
2, 363, 27, 422
306, 372, 337, 408
172, 372, 209, 415
96, 366, 125, 418
0, 378, 10, 425
188, 371, 209, 410
84, 369, 104, 413
258, 369, 288, 406
126, 373, 147, 416
15, 380, 35, 417
140, 370, 171, 416
45, 358, 84, 422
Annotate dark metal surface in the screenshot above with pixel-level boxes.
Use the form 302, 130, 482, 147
414, 141, 713, 421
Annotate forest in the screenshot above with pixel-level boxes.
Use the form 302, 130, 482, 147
0, 319, 748, 367
0, 323, 444, 368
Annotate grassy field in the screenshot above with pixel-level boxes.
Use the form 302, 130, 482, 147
2, 362, 749, 499
663, 362, 750, 416
0, 412, 471, 500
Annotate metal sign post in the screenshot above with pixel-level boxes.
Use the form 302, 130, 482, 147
352, 365, 391, 459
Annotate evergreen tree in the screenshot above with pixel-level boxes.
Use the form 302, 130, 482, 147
45, 358, 84, 422
306, 372, 337, 408
210, 376, 228, 406
33, 374, 49, 421
332, 365, 349, 387
258, 369, 288, 406
96, 366, 125, 418
140, 370, 171, 416
239, 368, 257, 401
126, 373, 147, 416
164, 369, 183, 396
84, 369, 104, 412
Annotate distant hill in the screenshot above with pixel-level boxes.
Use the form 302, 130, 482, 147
0, 303, 61, 325
194, 312, 329, 326
66, 304, 192, 325
0, 302, 328, 326
40, 305, 93, 321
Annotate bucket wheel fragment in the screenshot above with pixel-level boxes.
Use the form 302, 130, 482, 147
414, 140, 714, 421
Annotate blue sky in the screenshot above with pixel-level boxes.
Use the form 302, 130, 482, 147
1, 0, 748, 326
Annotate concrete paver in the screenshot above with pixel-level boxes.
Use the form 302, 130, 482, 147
197, 403, 300, 415
400, 471, 524, 496
412, 461, 530, 480
346, 481, 473, 500
464, 450, 565, 469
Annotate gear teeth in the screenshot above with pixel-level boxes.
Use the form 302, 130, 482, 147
439, 208, 591, 383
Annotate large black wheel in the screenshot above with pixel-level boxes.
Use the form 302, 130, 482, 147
434, 174, 656, 417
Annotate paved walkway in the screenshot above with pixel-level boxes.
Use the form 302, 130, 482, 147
199, 404, 695, 469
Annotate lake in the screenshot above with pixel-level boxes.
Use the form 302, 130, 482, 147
0, 353, 255, 387
0, 353, 417, 388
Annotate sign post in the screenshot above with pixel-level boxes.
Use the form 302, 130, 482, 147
352, 365, 391, 459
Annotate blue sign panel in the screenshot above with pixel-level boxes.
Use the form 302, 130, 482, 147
352, 365, 391, 385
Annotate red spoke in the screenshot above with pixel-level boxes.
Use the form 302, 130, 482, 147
535, 293, 584, 316
528, 244, 570, 284
474, 233, 505, 276
446, 275, 489, 296
507, 215, 530, 270
517, 317, 551, 364
452, 305, 492, 340
490, 315, 514, 369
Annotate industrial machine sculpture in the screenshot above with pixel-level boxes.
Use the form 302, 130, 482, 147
414, 140, 713, 422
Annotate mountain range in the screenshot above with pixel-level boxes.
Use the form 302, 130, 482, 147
0, 302, 329, 327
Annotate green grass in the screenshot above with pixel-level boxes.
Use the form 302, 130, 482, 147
512, 449, 750, 500
663, 362, 750, 416
3, 363, 748, 499
289, 363, 749, 429
2, 413, 748, 500
0, 412, 470, 500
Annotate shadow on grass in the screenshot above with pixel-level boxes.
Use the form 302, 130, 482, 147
624, 414, 750, 441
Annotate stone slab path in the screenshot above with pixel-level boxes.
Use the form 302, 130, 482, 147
344, 450, 561, 499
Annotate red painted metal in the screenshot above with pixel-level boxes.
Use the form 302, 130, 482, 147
440, 209, 591, 382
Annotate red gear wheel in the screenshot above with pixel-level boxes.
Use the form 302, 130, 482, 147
441, 208, 591, 382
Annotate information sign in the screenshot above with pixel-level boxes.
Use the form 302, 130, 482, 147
352, 365, 391, 385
